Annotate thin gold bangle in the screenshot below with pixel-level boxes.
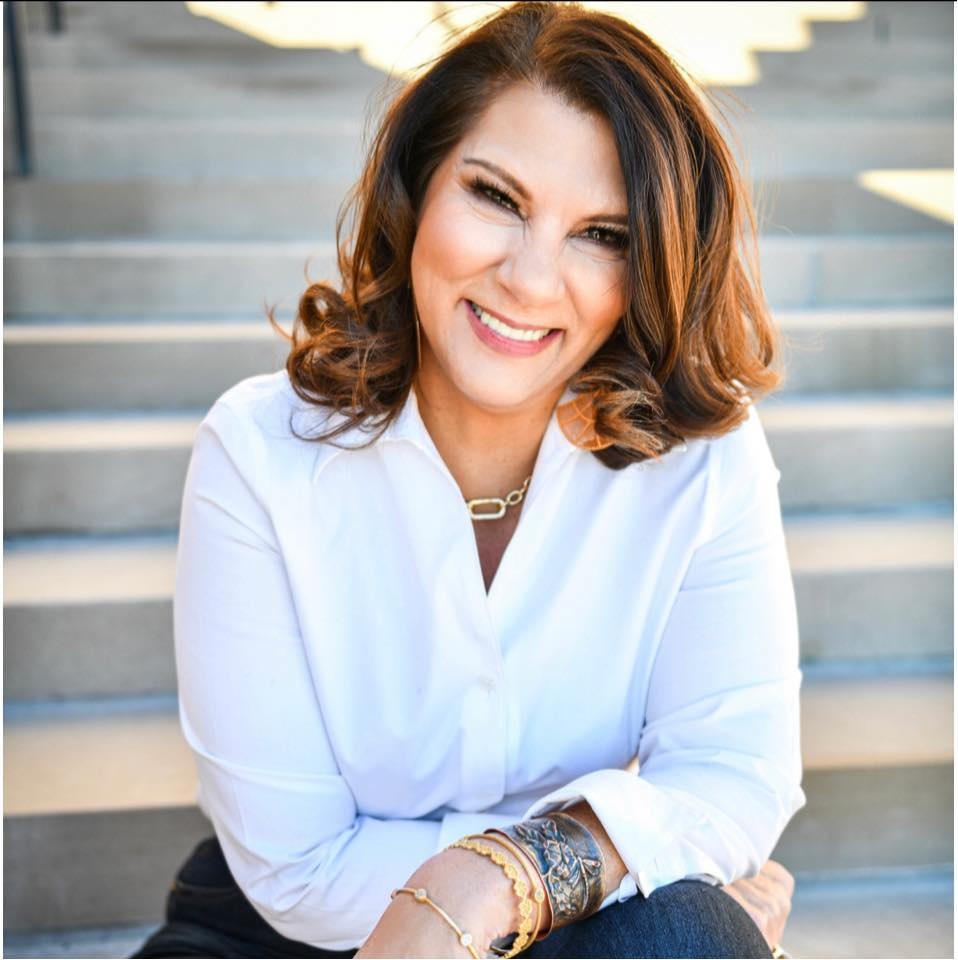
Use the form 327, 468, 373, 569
390, 887, 480, 959
449, 837, 544, 958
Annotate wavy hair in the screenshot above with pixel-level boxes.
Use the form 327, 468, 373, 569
274, 1, 782, 468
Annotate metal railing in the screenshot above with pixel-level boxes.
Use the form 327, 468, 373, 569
5, 1, 64, 177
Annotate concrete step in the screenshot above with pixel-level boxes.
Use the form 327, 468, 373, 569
730, 117, 952, 179
6, 175, 953, 243
3, 673, 951, 932
4, 869, 953, 958
3, 321, 290, 413
4, 536, 178, 701
758, 179, 952, 236
786, 511, 953, 667
5, 512, 951, 700
28, 0, 317, 40
21, 61, 950, 124
758, 234, 952, 308
14, 113, 951, 181
797, 674, 953, 772
24, 67, 394, 119
777, 308, 953, 395
759, 394, 953, 511
21, 26, 396, 73
26, 68, 950, 127
3, 413, 197, 535
4, 310, 951, 413
754, 39, 953, 80
810, 6, 954, 45
3, 179, 349, 242
783, 869, 953, 960
3, 241, 339, 321
723, 73, 953, 118
4, 923, 161, 959
772, 762, 952, 876
5, 235, 952, 320
16, 117, 366, 180
3, 395, 952, 535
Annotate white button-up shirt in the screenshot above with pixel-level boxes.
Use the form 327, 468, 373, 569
175, 370, 805, 950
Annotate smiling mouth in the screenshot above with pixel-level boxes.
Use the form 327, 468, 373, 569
467, 300, 555, 343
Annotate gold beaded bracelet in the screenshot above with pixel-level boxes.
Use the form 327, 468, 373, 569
390, 886, 480, 959
449, 837, 546, 958
479, 833, 548, 955
480, 832, 552, 943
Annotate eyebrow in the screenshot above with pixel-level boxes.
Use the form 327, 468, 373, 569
462, 156, 628, 225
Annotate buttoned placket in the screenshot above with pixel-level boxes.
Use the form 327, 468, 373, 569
379, 389, 581, 810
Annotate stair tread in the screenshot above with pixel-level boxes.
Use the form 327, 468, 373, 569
3, 414, 200, 450
5, 393, 953, 447
4, 703, 194, 816
784, 513, 952, 572
4, 320, 281, 343
785, 870, 954, 959
774, 306, 955, 329
2, 870, 953, 959
799, 674, 953, 770
4, 536, 176, 603
758, 393, 953, 428
4, 672, 951, 818
4, 239, 333, 255
3, 511, 951, 607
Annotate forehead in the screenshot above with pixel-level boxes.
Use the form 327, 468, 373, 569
452, 82, 627, 211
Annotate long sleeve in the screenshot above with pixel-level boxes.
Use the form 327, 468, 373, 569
522, 404, 805, 898
174, 400, 476, 949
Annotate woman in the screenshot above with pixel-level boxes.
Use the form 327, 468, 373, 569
136, 2, 803, 957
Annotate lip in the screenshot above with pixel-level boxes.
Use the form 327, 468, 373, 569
464, 300, 561, 357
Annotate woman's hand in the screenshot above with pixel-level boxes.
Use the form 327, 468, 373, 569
721, 859, 794, 951
356, 846, 524, 958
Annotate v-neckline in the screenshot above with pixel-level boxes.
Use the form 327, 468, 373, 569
473, 506, 524, 594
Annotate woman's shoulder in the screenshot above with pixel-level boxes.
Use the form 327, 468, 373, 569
701, 400, 782, 528
198, 370, 363, 492
710, 400, 778, 480
207, 369, 348, 445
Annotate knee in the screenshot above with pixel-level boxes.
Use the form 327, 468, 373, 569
637, 880, 772, 959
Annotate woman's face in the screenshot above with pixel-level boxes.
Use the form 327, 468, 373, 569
410, 82, 628, 419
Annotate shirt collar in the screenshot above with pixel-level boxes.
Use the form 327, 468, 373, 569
382, 385, 584, 488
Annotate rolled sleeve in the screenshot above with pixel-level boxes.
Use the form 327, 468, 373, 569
523, 405, 805, 899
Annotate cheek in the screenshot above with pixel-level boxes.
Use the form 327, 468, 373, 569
571, 265, 627, 339
413, 199, 509, 290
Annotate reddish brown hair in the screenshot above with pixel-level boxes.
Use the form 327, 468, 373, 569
275, 1, 781, 468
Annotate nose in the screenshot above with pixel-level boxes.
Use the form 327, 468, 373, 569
495, 225, 565, 308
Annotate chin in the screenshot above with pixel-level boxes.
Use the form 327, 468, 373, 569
455, 375, 559, 416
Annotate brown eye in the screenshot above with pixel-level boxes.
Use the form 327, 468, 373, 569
470, 177, 521, 214
583, 226, 629, 250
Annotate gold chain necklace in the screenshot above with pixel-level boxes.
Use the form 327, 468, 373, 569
466, 476, 531, 521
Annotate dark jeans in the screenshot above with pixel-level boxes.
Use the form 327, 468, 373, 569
133, 836, 772, 959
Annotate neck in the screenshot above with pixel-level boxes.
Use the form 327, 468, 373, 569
413, 375, 561, 503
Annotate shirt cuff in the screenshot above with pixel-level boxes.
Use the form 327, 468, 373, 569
519, 768, 707, 897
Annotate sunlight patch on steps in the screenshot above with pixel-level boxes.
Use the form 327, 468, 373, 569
185, 1, 865, 83
858, 170, 954, 224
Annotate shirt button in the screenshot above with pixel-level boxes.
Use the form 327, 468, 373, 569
479, 675, 497, 692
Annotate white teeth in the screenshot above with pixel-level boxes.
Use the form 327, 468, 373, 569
470, 302, 552, 342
